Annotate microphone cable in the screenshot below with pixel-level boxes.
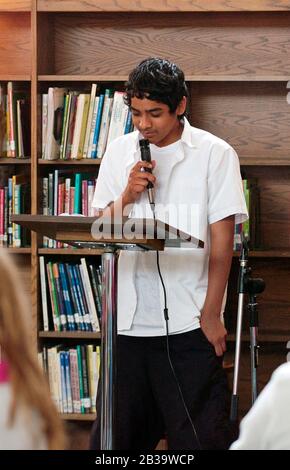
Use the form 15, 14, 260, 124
149, 200, 202, 450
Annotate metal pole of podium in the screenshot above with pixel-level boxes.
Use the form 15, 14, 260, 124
100, 249, 118, 450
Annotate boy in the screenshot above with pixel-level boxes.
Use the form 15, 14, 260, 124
90, 58, 248, 449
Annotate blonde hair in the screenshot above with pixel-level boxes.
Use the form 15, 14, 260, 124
0, 249, 65, 449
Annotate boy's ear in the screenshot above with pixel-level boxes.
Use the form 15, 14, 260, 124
177, 96, 187, 117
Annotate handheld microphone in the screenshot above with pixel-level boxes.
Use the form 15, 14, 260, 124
139, 139, 155, 206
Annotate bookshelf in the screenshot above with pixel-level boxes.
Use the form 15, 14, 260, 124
1, 0, 290, 448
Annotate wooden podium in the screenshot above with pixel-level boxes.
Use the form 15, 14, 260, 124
12, 214, 203, 450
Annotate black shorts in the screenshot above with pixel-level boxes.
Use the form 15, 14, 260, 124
90, 328, 237, 450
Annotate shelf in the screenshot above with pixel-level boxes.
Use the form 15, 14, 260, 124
39, 248, 104, 255
4, 247, 31, 254
187, 76, 290, 82
37, 0, 290, 13
233, 250, 290, 258
38, 75, 127, 82
0, 2, 31, 12
227, 333, 290, 343
0, 158, 31, 165
0, 75, 30, 81
38, 74, 290, 83
38, 159, 101, 165
39, 331, 101, 339
38, 249, 290, 258
240, 157, 290, 166
61, 413, 96, 422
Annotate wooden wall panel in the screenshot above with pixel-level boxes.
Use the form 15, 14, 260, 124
37, 13, 55, 75
0, 13, 31, 75
191, 82, 290, 161
48, 12, 290, 77
226, 259, 290, 336
241, 167, 290, 250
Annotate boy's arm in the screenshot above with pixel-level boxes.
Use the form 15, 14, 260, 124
200, 215, 235, 357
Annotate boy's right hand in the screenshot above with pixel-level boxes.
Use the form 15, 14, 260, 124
122, 160, 156, 206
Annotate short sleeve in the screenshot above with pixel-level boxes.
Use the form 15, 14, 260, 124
208, 146, 248, 225
92, 144, 124, 210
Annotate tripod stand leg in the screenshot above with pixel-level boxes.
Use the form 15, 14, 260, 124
231, 293, 245, 421
250, 326, 259, 404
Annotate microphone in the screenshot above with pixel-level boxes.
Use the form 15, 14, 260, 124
139, 139, 155, 207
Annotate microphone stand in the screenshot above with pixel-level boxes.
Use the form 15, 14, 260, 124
247, 277, 265, 404
230, 237, 265, 421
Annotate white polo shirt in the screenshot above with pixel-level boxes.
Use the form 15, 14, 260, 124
92, 118, 248, 336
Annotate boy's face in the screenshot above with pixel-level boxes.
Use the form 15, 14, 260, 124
130, 96, 186, 147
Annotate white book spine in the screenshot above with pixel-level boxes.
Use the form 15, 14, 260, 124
107, 91, 127, 146
39, 256, 49, 331
80, 258, 100, 332
42, 94, 48, 159
97, 96, 113, 158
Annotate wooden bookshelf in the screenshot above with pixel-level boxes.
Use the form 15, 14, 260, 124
38, 248, 104, 255
39, 331, 101, 339
6, 247, 31, 254
1, 0, 290, 445
61, 413, 96, 421
233, 250, 290, 258
0, 158, 31, 165
37, 0, 290, 13
0, 1, 31, 12
38, 158, 101, 165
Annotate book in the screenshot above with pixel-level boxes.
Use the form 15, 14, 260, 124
39, 256, 49, 331
45, 87, 67, 160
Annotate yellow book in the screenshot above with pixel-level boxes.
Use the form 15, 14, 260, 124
77, 94, 90, 159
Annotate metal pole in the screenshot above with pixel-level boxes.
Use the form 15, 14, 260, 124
250, 324, 258, 404
231, 237, 249, 421
100, 250, 118, 450
231, 292, 245, 420
248, 292, 259, 404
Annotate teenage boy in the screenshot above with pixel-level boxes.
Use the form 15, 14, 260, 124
90, 57, 248, 450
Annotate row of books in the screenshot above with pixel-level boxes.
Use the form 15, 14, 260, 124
42, 85, 133, 161
234, 178, 260, 251
39, 344, 100, 414
40, 257, 102, 333
0, 173, 30, 247
41, 170, 97, 248
0, 82, 30, 158
42, 171, 97, 217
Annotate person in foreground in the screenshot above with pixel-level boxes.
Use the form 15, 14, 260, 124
0, 249, 65, 450
230, 361, 290, 450
90, 57, 248, 450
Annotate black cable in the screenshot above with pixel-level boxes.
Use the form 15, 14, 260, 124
150, 201, 202, 450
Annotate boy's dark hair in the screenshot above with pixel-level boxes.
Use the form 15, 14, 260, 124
124, 57, 188, 118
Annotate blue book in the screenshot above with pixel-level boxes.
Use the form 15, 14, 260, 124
64, 351, 73, 413
59, 263, 75, 331
124, 110, 132, 134
90, 94, 104, 159
73, 173, 82, 214
65, 263, 84, 331
60, 351, 68, 414
73, 264, 91, 332
52, 263, 67, 331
